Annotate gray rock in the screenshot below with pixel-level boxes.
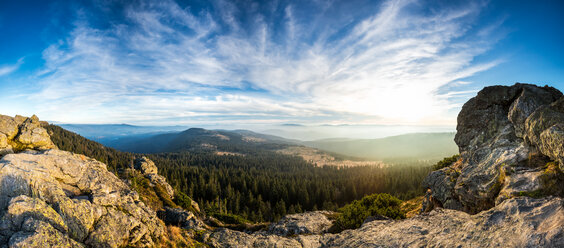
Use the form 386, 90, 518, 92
208, 197, 564, 248
422, 167, 462, 212
508, 86, 562, 137
539, 124, 564, 170
8, 218, 84, 248
158, 207, 206, 230
207, 228, 302, 248
425, 83, 564, 213
495, 167, 544, 204
0, 149, 165, 247
526, 97, 564, 169
268, 211, 334, 236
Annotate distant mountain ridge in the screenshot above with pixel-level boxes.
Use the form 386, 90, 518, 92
107, 127, 297, 154
55, 124, 459, 161
305, 132, 458, 161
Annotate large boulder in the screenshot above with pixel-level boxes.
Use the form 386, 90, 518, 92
0, 115, 55, 155
208, 197, 564, 247
0, 149, 165, 247
424, 83, 564, 213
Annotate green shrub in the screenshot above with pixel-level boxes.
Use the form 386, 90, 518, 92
334, 193, 404, 231
433, 154, 460, 170
154, 183, 177, 208
211, 212, 250, 225
174, 191, 199, 213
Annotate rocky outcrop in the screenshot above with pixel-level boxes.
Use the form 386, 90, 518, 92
207, 197, 564, 247
0, 115, 55, 156
423, 83, 564, 214
157, 207, 206, 231
0, 149, 164, 247
268, 211, 334, 236
134, 157, 174, 198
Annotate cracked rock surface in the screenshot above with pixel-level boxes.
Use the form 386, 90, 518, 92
423, 83, 564, 214
0, 149, 164, 247
0, 115, 55, 156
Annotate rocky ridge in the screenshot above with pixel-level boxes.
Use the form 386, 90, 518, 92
0, 116, 165, 247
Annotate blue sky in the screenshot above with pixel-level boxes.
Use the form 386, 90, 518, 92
0, 0, 563, 127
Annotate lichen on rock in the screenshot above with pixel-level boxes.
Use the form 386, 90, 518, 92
0, 149, 165, 247
0, 114, 56, 155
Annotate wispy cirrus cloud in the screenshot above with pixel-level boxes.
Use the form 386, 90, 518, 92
0, 58, 23, 77
29, 0, 501, 125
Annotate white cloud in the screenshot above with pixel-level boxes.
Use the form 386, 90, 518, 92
28, 0, 500, 125
0, 58, 23, 77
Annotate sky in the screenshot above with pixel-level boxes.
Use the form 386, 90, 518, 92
0, 0, 563, 129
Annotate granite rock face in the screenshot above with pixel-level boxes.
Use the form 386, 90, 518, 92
423, 83, 564, 214
207, 197, 564, 247
526, 98, 564, 169
0, 149, 164, 247
0, 115, 55, 156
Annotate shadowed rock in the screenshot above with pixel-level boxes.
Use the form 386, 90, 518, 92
424, 83, 564, 213
157, 207, 206, 231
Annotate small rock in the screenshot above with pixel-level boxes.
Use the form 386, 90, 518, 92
268, 211, 334, 236
158, 207, 206, 230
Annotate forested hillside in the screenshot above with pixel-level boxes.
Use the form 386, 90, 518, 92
108, 127, 294, 154
45, 124, 433, 222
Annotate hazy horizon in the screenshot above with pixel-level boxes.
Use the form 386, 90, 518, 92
56, 121, 455, 141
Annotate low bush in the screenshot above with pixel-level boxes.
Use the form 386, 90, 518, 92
432, 154, 460, 170
334, 193, 404, 231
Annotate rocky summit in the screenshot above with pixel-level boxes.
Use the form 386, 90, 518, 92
423, 83, 564, 214
1, 83, 564, 248
0, 116, 164, 248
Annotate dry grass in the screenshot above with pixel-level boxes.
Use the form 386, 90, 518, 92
401, 196, 424, 218
159, 225, 208, 248
277, 146, 383, 167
